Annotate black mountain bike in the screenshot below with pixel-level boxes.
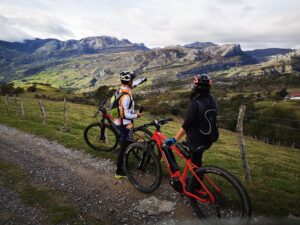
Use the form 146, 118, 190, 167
83, 96, 152, 152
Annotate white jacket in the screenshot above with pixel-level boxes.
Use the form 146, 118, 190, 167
113, 86, 137, 126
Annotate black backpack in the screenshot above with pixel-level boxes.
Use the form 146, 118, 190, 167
195, 95, 219, 144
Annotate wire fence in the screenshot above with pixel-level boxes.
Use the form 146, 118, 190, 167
1, 95, 299, 149
0, 95, 97, 133
217, 112, 299, 149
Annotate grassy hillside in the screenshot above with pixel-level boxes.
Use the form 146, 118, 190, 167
0, 94, 299, 218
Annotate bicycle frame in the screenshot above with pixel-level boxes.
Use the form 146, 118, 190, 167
95, 102, 121, 139
151, 130, 221, 203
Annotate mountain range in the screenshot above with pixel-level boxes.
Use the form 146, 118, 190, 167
0, 36, 299, 92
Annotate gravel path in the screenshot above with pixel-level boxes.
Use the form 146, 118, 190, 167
1, 124, 297, 225
0, 125, 193, 225
0, 186, 48, 225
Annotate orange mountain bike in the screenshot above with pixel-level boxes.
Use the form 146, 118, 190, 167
124, 118, 252, 225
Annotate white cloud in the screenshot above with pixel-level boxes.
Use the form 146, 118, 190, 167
0, 0, 299, 49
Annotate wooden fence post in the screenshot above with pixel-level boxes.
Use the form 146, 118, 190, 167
5, 94, 9, 115
60, 98, 70, 132
38, 99, 46, 126
236, 105, 252, 181
20, 98, 25, 119
13, 94, 19, 118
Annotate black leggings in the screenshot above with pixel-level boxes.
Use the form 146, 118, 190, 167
116, 125, 134, 173
189, 144, 211, 168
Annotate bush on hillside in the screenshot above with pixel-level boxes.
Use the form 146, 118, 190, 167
27, 84, 37, 92
0, 82, 24, 95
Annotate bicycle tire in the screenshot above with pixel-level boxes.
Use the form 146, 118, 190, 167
133, 127, 153, 142
83, 122, 119, 152
188, 166, 252, 225
124, 142, 162, 193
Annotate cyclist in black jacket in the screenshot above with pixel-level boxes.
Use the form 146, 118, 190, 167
165, 74, 218, 167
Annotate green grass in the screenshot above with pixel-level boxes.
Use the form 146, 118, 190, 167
255, 100, 300, 118
0, 161, 104, 225
13, 83, 85, 99
16, 65, 92, 91
0, 95, 299, 217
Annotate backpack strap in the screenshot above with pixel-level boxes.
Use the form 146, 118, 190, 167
118, 89, 133, 121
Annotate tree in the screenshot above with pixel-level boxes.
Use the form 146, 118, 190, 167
274, 88, 288, 100
277, 88, 288, 98
0, 82, 14, 95
27, 84, 37, 92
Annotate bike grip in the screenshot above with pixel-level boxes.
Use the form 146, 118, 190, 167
139, 106, 144, 113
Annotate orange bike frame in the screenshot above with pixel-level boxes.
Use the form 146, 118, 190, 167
151, 130, 221, 203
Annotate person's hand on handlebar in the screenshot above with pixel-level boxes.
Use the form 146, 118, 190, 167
164, 127, 186, 147
136, 113, 143, 118
164, 138, 177, 147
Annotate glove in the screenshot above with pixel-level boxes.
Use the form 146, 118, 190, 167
164, 138, 177, 147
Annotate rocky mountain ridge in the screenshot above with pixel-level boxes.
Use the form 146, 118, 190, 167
183, 41, 217, 49
0, 36, 148, 57
245, 48, 293, 62
0, 36, 298, 92
0, 37, 257, 86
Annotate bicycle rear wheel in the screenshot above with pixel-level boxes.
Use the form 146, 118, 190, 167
124, 142, 162, 193
188, 166, 252, 225
83, 122, 119, 152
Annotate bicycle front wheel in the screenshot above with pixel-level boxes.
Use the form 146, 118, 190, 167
124, 142, 162, 193
188, 166, 252, 225
133, 127, 162, 160
83, 122, 119, 152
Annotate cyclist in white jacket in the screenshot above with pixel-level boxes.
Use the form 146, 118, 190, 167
114, 71, 143, 178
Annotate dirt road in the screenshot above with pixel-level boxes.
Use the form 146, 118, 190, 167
0, 125, 195, 225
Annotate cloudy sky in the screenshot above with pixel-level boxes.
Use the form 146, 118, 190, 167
0, 0, 299, 50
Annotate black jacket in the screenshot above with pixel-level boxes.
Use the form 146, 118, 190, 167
182, 93, 218, 148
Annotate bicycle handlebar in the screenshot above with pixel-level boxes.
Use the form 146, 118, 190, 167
141, 118, 173, 128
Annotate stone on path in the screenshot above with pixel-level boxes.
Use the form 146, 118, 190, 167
134, 196, 176, 216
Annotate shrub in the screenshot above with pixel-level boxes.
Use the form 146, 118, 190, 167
0, 82, 14, 95
27, 85, 37, 92
93, 85, 115, 101
0, 82, 24, 95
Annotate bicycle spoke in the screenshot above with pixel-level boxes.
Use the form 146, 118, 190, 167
132, 149, 142, 161
124, 143, 162, 193
84, 123, 118, 151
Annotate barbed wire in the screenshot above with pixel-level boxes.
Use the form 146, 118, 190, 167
245, 116, 300, 122
218, 118, 300, 131
244, 120, 300, 131
1, 96, 300, 127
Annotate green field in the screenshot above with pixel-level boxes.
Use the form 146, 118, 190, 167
0, 93, 299, 218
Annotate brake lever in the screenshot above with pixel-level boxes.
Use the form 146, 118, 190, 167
139, 106, 144, 113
